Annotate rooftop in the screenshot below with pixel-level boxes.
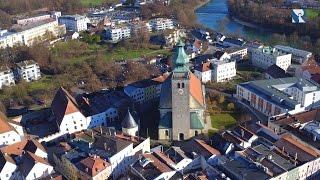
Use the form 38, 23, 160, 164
238, 77, 319, 110
266, 64, 290, 79
59, 14, 86, 21
256, 46, 288, 57
11, 18, 56, 32
16, 60, 38, 68
274, 45, 312, 57
76, 155, 110, 177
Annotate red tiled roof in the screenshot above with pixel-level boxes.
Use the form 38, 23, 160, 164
77, 156, 110, 177
190, 73, 205, 106
0, 112, 14, 134
194, 139, 221, 155
51, 87, 81, 126
274, 134, 320, 163
153, 150, 175, 165
143, 153, 173, 173
273, 109, 319, 125
1, 139, 46, 156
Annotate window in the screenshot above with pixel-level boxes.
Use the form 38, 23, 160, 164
195, 131, 199, 136
182, 83, 185, 88
74, 126, 77, 130
165, 130, 169, 136
177, 83, 180, 88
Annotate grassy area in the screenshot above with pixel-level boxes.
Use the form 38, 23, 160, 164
105, 48, 170, 61
306, 9, 320, 20
28, 75, 54, 91
81, 0, 119, 7
211, 113, 236, 130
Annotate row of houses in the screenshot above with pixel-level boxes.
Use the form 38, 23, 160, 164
0, 60, 41, 89
105, 18, 175, 42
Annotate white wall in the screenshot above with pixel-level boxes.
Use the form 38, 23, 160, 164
60, 112, 88, 134
0, 161, 17, 180
25, 163, 53, 180
0, 131, 21, 147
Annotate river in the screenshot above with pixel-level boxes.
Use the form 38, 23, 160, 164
195, 0, 273, 41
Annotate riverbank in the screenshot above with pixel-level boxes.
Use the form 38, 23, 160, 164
194, 0, 211, 10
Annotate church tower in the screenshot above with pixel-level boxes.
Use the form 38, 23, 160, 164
158, 40, 207, 141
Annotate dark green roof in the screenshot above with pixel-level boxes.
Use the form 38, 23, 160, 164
173, 40, 189, 68
190, 112, 204, 129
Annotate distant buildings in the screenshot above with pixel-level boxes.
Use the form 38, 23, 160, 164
105, 26, 131, 42
251, 46, 292, 71
194, 61, 212, 83
0, 19, 66, 48
237, 77, 320, 117
58, 15, 88, 32
15, 60, 41, 82
0, 66, 15, 89
219, 37, 246, 48
149, 18, 174, 31
274, 45, 312, 64
158, 41, 209, 141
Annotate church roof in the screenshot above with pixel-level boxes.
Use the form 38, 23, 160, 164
121, 109, 138, 129
173, 40, 189, 68
159, 112, 172, 129
190, 112, 204, 129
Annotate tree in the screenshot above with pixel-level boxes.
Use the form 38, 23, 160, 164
227, 103, 235, 111
217, 95, 225, 104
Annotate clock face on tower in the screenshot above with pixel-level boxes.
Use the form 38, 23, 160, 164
178, 88, 184, 95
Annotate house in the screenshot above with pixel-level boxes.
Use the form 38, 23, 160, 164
0, 139, 54, 180
251, 46, 292, 71
295, 59, 320, 84
236, 77, 320, 117
149, 18, 174, 31
212, 50, 230, 61
265, 64, 291, 79
77, 89, 132, 129
76, 156, 112, 180
0, 153, 17, 180
163, 146, 193, 172
0, 112, 23, 147
0, 65, 15, 89
225, 47, 248, 61
211, 59, 236, 82
124, 74, 168, 104
105, 26, 131, 42
131, 152, 177, 180
194, 61, 212, 83
58, 15, 88, 32
15, 60, 41, 82
274, 45, 312, 64
210, 134, 234, 155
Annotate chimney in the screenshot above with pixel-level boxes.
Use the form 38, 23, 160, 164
241, 129, 245, 138
100, 126, 103, 134
295, 152, 298, 161
282, 146, 285, 153
91, 131, 94, 139
104, 143, 107, 150
85, 168, 89, 172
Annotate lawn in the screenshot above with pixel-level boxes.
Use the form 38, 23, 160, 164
211, 113, 236, 130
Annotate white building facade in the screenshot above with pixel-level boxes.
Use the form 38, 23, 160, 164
251, 47, 292, 71
0, 67, 15, 89
105, 26, 131, 42
58, 15, 88, 32
274, 45, 312, 64
211, 60, 236, 82
16, 60, 41, 82
149, 18, 174, 31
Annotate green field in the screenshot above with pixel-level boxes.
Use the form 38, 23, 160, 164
305, 9, 320, 20
211, 113, 236, 130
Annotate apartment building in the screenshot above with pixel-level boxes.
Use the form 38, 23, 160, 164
15, 60, 41, 82
236, 77, 320, 117
0, 113, 23, 147
105, 26, 131, 42
194, 61, 212, 83
251, 46, 292, 71
149, 18, 174, 31
274, 45, 312, 64
0, 19, 66, 48
226, 47, 248, 61
58, 15, 88, 32
211, 59, 236, 82
0, 66, 15, 89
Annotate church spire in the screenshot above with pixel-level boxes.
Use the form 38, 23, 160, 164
173, 40, 189, 69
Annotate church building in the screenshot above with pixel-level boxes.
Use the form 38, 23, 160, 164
158, 41, 209, 141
